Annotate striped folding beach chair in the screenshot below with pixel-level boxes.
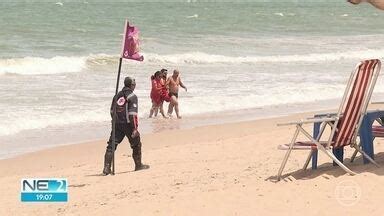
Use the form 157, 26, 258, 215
277, 59, 381, 181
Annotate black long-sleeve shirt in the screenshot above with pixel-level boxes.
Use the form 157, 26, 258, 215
110, 87, 138, 129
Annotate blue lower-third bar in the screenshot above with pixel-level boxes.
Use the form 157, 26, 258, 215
21, 193, 68, 202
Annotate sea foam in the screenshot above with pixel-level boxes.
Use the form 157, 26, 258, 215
145, 49, 384, 64
2, 49, 384, 76
0, 56, 87, 75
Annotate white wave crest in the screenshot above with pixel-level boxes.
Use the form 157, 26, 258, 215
2, 49, 384, 76
145, 49, 384, 64
0, 54, 123, 76
0, 109, 108, 137
0, 56, 87, 75
186, 14, 198, 18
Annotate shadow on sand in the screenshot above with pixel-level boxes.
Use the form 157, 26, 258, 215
85, 170, 134, 177
267, 152, 384, 183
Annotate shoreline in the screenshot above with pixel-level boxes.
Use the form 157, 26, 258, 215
3, 91, 384, 160
0, 98, 343, 160
2, 107, 384, 215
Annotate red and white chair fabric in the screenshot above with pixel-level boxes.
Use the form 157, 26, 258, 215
372, 124, 384, 137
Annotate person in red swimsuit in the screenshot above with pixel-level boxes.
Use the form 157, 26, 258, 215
156, 69, 170, 118
149, 71, 167, 118
160, 69, 170, 101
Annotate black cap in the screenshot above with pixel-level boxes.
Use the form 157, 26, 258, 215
124, 76, 136, 87
160, 68, 168, 72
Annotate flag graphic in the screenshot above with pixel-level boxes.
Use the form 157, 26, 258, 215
121, 20, 144, 61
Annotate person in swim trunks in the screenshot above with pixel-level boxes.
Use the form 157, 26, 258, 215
169, 92, 178, 98
166, 69, 187, 119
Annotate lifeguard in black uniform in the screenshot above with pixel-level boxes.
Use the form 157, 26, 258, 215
102, 77, 149, 175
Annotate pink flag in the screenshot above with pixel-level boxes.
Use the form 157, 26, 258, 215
121, 20, 144, 61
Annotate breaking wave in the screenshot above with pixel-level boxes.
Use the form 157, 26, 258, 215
2, 49, 384, 75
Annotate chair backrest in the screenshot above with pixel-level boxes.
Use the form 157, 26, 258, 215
332, 59, 381, 148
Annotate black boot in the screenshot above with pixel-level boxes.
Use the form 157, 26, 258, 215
134, 160, 150, 171
102, 150, 113, 175
133, 147, 149, 171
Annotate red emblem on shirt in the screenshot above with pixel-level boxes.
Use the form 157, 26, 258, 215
117, 97, 126, 106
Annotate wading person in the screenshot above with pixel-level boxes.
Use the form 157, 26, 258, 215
102, 76, 149, 175
149, 71, 167, 118
167, 69, 187, 119
159, 69, 170, 118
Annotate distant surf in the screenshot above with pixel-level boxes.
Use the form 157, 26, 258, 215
2, 49, 384, 75
0, 56, 87, 75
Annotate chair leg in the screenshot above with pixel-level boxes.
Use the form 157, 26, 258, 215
318, 146, 356, 175
351, 137, 376, 164
303, 149, 314, 171
277, 127, 300, 181
350, 149, 358, 163
351, 138, 362, 163
298, 126, 356, 175
353, 145, 379, 167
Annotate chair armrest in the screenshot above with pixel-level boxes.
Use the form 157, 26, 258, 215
306, 113, 338, 120
371, 101, 384, 104
277, 116, 338, 126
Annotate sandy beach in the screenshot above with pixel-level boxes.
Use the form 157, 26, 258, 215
1, 109, 384, 216
3, 1, 384, 216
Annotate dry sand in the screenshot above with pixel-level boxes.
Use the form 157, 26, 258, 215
1, 110, 384, 216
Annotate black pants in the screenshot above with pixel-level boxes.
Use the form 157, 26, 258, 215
106, 123, 141, 157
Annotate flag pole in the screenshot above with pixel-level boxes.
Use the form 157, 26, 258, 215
110, 19, 143, 175
111, 57, 123, 175
111, 20, 128, 176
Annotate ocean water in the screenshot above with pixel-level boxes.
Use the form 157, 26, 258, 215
2, 0, 384, 158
